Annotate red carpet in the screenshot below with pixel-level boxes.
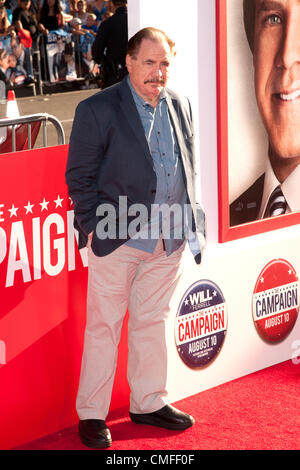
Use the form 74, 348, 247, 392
15, 360, 299, 450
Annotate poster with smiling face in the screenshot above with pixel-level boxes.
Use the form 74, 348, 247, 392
45, 32, 77, 83
217, 0, 300, 242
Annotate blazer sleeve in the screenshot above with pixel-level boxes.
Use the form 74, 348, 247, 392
65, 99, 104, 237
187, 97, 194, 137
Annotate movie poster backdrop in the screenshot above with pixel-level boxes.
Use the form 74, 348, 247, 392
216, 0, 300, 242
45, 32, 77, 83
45, 30, 95, 83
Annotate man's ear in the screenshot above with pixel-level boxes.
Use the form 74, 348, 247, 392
125, 54, 132, 73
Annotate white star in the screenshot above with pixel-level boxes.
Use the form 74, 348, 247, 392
288, 269, 292, 275
8, 204, 18, 217
213, 290, 217, 297
40, 198, 49, 211
260, 277, 264, 284
54, 195, 64, 208
24, 201, 34, 214
184, 299, 189, 306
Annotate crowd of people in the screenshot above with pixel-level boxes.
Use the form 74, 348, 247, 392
0, 0, 128, 91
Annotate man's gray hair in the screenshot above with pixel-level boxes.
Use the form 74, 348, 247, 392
127, 27, 176, 58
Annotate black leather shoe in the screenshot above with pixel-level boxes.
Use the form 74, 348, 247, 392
129, 404, 195, 430
78, 419, 112, 448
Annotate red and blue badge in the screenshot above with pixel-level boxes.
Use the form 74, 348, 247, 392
175, 280, 227, 368
252, 259, 299, 343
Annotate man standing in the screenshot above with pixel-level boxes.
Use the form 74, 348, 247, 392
230, 0, 300, 226
91, 0, 128, 88
66, 27, 205, 449
10, 36, 34, 84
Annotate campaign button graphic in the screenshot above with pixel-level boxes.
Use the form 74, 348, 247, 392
252, 259, 299, 343
175, 280, 227, 368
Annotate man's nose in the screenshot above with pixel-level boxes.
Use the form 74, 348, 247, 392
276, 16, 300, 70
153, 65, 163, 77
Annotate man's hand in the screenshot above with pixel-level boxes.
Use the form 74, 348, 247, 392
87, 231, 94, 248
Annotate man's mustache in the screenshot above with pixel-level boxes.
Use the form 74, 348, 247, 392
144, 78, 165, 85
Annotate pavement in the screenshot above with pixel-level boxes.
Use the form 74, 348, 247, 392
0, 88, 99, 149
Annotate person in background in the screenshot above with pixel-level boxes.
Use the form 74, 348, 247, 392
4, 0, 18, 17
0, 47, 13, 89
12, 0, 47, 43
0, 0, 15, 37
39, 0, 65, 32
91, 0, 127, 88
81, 12, 97, 35
6, 52, 27, 85
62, 40, 76, 79
87, 0, 107, 22
52, 34, 66, 80
69, 15, 84, 35
10, 35, 34, 83
74, 0, 88, 25
69, 16, 94, 76
67, 0, 78, 16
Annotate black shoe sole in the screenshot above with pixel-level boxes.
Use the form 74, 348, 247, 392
79, 436, 112, 449
129, 413, 194, 431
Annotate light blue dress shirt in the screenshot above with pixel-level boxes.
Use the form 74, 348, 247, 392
126, 76, 188, 256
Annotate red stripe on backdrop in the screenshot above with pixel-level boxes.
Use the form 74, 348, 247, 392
0, 146, 130, 450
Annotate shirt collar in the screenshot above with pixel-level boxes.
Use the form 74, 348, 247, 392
127, 75, 166, 109
258, 158, 280, 219
281, 163, 300, 213
258, 158, 300, 218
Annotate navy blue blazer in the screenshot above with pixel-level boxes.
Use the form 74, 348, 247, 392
66, 77, 205, 262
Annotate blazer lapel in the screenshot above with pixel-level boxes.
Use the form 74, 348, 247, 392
118, 81, 186, 168
118, 79, 153, 166
165, 92, 184, 150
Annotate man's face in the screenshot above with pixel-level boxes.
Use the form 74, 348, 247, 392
20, 0, 31, 10
11, 41, 22, 59
86, 15, 94, 27
8, 54, 16, 68
126, 38, 173, 106
0, 50, 9, 71
77, 1, 85, 10
253, 0, 300, 168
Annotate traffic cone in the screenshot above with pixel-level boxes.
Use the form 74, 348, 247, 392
6, 90, 20, 118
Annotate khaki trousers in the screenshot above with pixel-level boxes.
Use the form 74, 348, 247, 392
76, 238, 185, 420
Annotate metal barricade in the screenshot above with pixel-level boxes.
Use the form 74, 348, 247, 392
0, 113, 65, 152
